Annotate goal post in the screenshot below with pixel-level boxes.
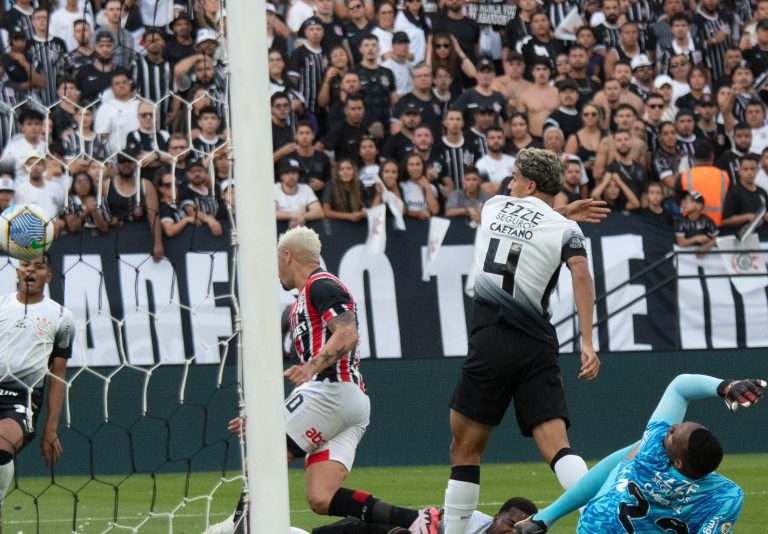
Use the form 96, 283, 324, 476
227, 3, 292, 533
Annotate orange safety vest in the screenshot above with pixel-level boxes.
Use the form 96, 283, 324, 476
679, 166, 730, 226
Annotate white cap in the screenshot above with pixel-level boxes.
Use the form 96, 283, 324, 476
266, 2, 277, 13
195, 28, 219, 46
25, 151, 45, 162
0, 177, 14, 191
654, 74, 674, 89
630, 54, 652, 70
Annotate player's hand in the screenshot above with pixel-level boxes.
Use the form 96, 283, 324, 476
228, 416, 245, 434
284, 363, 314, 386
563, 199, 610, 223
514, 516, 548, 534
40, 430, 63, 467
718, 379, 767, 411
578, 345, 600, 381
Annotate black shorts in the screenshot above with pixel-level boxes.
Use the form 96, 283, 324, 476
0, 387, 41, 449
450, 322, 569, 436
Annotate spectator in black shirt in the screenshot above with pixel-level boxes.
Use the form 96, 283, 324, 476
721, 153, 768, 227
638, 182, 675, 228
393, 63, 444, 138
744, 19, 768, 80
675, 191, 718, 255
521, 12, 563, 76
604, 129, 648, 199
62, 20, 95, 78
180, 157, 223, 235
695, 93, 730, 159
344, 0, 376, 64
75, 31, 118, 104
382, 102, 422, 163
454, 57, 508, 130
503, 0, 537, 59
356, 35, 396, 139
272, 92, 295, 161
284, 121, 332, 194
433, 0, 481, 69
716, 122, 753, 186
317, 95, 370, 161
543, 79, 583, 140
164, 12, 196, 65
2, 31, 43, 93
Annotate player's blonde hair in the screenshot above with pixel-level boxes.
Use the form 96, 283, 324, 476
515, 148, 565, 197
277, 226, 322, 260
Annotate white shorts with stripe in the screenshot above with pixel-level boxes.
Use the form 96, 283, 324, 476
284, 380, 370, 471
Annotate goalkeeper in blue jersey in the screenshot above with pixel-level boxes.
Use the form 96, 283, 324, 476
514, 374, 766, 534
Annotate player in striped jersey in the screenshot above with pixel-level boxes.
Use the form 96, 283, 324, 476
26, 8, 68, 107
136, 27, 172, 124
213, 227, 441, 534
515, 375, 766, 534
288, 17, 327, 133
442, 148, 605, 534
3, 0, 34, 41
594, 0, 621, 52
693, 0, 739, 81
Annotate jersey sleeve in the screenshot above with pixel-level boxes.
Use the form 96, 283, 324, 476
53, 309, 76, 359
309, 278, 355, 325
561, 221, 588, 262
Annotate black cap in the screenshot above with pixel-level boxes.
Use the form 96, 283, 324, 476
277, 157, 301, 175
300, 16, 324, 37
116, 151, 136, 163
401, 102, 422, 114
392, 31, 410, 44
10, 27, 27, 39
758, 19, 768, 31
734, 59, 751, 72
187, 155, 207, 168
687, 190, 705, 204
557, 79, 580, 92
473, 103, 496, 113
94, 30, 115, 43
170, 11, 192, 29
476, 56, 495, 71
676, 108, 695, 120
697, 93, 716, 107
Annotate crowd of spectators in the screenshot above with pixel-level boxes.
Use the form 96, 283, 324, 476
0, 0, 232, 261
269, 0, 768, 254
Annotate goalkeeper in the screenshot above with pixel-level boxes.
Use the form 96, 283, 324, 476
0, 255, 75, 506
514, 374, 766, 534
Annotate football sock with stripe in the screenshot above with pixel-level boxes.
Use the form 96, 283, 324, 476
551, 448, 588, 491
328, 488, 419, 527
443, 465, 480, 533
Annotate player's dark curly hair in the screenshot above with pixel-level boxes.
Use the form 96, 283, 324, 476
515, 148, 565, 197
498, 497, 538, 517
685, 428, 723, 478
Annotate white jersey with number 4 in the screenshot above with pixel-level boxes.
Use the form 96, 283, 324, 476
474, 195, 587, 322
0, 295, 75, 390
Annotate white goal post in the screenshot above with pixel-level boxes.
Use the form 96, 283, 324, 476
227, 3, 292, 533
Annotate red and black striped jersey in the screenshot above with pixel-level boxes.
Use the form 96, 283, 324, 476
290, 269, 364, 390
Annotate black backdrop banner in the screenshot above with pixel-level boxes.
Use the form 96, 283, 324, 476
28, 216, 768, 366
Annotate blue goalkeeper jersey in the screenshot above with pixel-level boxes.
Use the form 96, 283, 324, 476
577, 421, 743, 534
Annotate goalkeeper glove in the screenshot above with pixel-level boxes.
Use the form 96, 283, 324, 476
717, 379, 767, 411
514, 517, 548, 534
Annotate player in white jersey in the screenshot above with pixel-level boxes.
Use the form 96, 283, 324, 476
0, 255, 75, 509
443, 148, 602, 534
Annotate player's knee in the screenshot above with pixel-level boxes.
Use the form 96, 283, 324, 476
0, 450, 13, 465
305, 488, 332, 515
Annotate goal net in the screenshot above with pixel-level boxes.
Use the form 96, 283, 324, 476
0, 4, 248, 532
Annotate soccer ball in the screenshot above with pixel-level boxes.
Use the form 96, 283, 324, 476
0, 204, 55, 261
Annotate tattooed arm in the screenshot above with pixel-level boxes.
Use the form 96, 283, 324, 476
283, 311, 359, 386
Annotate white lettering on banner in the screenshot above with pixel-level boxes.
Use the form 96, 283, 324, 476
338, 245, 401, 359
601, 235, 651, 351
63, 255, 120, 367
676, 249, 738, 349
550, 238, 600, 353
426, 245, 474, 357
186, 252, 233, 364
119, 254, 186, 365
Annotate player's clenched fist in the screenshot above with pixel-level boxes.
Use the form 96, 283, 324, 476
717, 379, 767, 411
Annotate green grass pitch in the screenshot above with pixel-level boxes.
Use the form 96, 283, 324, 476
2, 454, 766, 532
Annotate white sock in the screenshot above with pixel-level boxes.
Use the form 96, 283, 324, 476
0, 460, 14, 502
443, 479, 479, 534
553, 453, 588, 490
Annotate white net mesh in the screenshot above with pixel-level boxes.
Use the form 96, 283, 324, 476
0, 2, 245, 532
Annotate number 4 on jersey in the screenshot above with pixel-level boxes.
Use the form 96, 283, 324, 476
482, 237, 524, 294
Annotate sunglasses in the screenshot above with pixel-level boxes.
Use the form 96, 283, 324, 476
648, 104, 663, 109
582, 111, 597, 117
670, 61, 688, 68
160, 182, 174, 188
349, 4, 363, 9
435, 43, 451, 49
139, 112, 153, 118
